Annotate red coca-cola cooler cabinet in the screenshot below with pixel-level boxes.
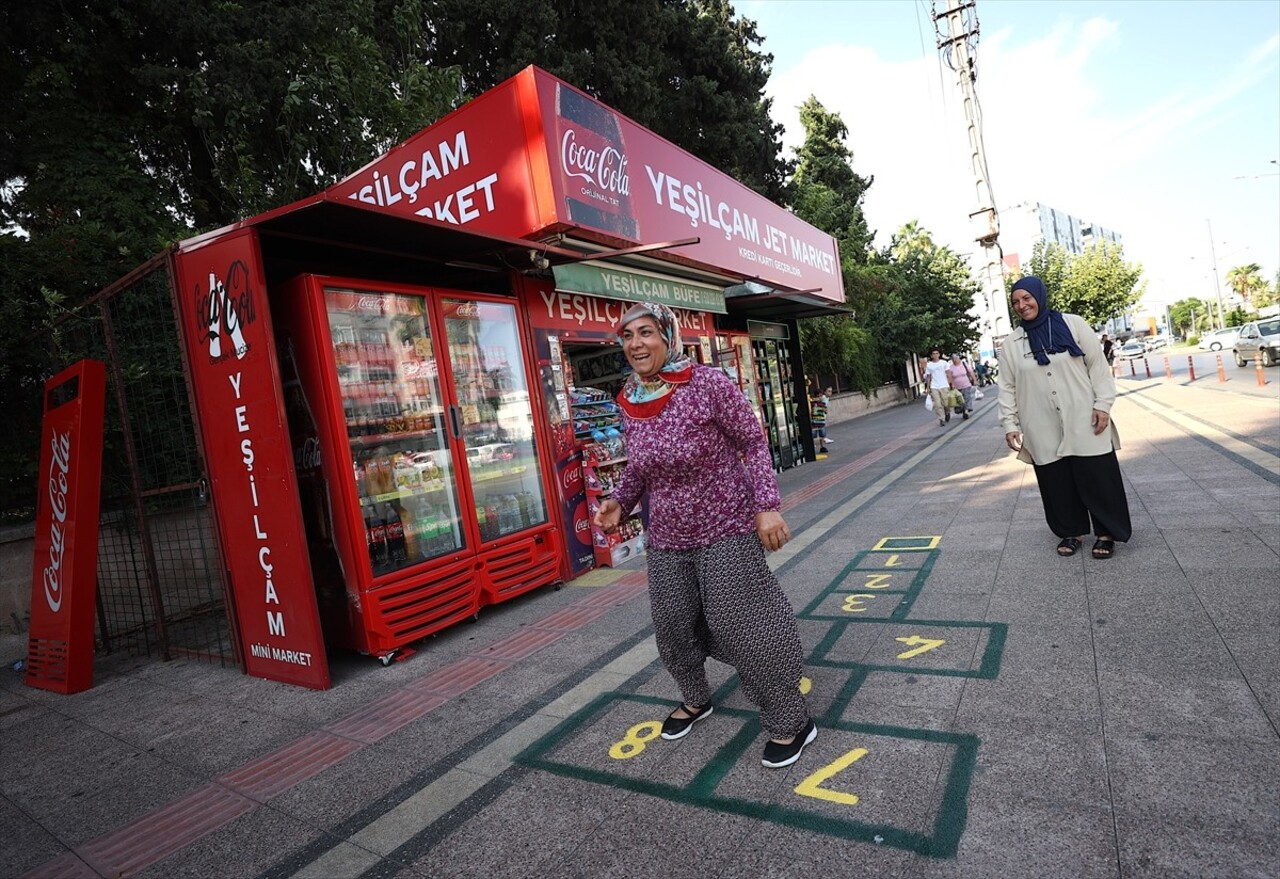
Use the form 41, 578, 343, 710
275, 273, 563, 662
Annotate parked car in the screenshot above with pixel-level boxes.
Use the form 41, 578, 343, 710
1116, 341, 1146, 360
1144, 335, 1169, 352
1197, 327, 1240, 352
1233, 318, 1280, 367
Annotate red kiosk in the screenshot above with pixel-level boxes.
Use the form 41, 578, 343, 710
163, 65, 844, 687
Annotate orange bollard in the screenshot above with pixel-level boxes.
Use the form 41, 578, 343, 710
1216, 354, 1226, 382
1129, 359, 1136, 377
1187, 356, 1196, 382
1258, 354, 1267, 387
1144, 357, 1151, 379
1163, 356, 1171, 380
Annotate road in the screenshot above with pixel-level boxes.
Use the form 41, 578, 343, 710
1113, 346, 1275, 397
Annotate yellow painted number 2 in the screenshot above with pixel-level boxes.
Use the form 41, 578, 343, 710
794, 746, 869, 806
609, 721, 662, 760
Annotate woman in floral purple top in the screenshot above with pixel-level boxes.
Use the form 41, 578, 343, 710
593, 302, 817, 769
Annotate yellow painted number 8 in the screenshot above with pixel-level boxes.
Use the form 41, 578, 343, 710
609, 720, 663, 760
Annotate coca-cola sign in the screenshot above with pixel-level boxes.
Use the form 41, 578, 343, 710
26, 360, 106, 695
535, 69, 843, 301
561, 463, 583, 493
41, 430, 71, 612
560, 129, 630, 199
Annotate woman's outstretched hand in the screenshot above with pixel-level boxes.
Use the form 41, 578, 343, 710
756, 510, 791, 552
593, 498, 623, 534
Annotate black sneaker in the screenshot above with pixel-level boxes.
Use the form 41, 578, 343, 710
761, 719, 818, 768
944, 409, 951, 422
661, 703, 713, 740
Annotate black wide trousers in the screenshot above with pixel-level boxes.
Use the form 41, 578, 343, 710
1032, 451, 1133, 542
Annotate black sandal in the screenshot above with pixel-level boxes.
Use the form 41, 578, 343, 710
660, 702, 713, 740
1091, 538, 1115, 559
1056, 537, 1082, 557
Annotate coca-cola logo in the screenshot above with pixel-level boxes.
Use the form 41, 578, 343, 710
357, 296, 385, 314
573, 500, 592, 547
560, 129, 630, 197
452, 302, 480, 319
196, 260, 258, 364
42, 430, 72, 613
297, 436, 322, 471
561, 464, 583, 493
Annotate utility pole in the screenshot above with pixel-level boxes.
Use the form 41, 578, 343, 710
1206, 218, 1225, 330
933, 0, 1010, 360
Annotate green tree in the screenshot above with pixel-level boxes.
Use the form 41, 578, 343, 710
1168, 298, 1212, 338
1225, 263, 1265, 308
787, 97, 878, 392
0, 0, 463, 517
421, 0, 791, 200
860, 223, 979, 366
1014, 240, 1144, 327
1254, 271, 1280, 311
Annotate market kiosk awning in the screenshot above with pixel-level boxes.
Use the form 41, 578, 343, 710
316, 65, 845, 309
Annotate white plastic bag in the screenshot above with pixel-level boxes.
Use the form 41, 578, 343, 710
924, 394, 934, 412
974, 389, 985, 400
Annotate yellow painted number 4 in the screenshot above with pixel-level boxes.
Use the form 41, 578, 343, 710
794, 747, 869, 806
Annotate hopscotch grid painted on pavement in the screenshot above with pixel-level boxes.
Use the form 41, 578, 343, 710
514, 536, 1007, 859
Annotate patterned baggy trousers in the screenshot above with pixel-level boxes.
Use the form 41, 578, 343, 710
646, 531, 809, 737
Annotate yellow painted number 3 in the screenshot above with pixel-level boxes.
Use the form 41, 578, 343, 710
794, 746, 869, 806
609, 721, 662, 760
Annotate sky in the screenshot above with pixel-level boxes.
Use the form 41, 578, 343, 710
739, 0, 1280, 315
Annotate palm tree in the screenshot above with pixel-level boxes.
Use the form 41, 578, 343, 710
1225, 263, 1264, 307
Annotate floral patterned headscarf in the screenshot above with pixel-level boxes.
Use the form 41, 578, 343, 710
616, 302, 695, 419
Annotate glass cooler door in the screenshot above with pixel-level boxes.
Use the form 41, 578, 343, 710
441, 297, 549, 543
326, 287, 466, 576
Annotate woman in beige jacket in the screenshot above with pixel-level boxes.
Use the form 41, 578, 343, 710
999, 277, 1132, 559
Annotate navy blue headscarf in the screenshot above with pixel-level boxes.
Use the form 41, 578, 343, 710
1012, 276, 1084, 366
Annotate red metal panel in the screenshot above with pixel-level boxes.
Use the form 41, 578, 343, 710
326, 71, 546, 237
25, 360, 106, 695
171, 230, 331, 689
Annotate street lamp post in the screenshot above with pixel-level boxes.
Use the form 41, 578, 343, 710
1207, 219, 1226, 331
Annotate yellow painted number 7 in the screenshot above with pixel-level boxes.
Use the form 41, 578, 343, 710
794, 746, 869, 806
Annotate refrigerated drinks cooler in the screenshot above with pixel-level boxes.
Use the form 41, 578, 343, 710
277, 275, 562, 661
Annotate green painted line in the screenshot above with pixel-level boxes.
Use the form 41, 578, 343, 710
515, 691, 981, 858
810, 619, 1007, 680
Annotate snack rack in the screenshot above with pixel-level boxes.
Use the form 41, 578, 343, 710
582, 436, 646, 567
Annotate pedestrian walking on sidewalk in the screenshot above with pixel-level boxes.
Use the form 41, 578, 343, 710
810, 385, 830, 453
593, 302, 817, 769
948, 354, 978, 419
1000, 277, 1132, 559
923, 347, 954, 427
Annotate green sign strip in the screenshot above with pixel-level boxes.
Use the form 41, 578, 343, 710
553, 262, 727, 314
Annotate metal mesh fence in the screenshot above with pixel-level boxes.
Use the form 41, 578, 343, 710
47, 258, 236, 666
